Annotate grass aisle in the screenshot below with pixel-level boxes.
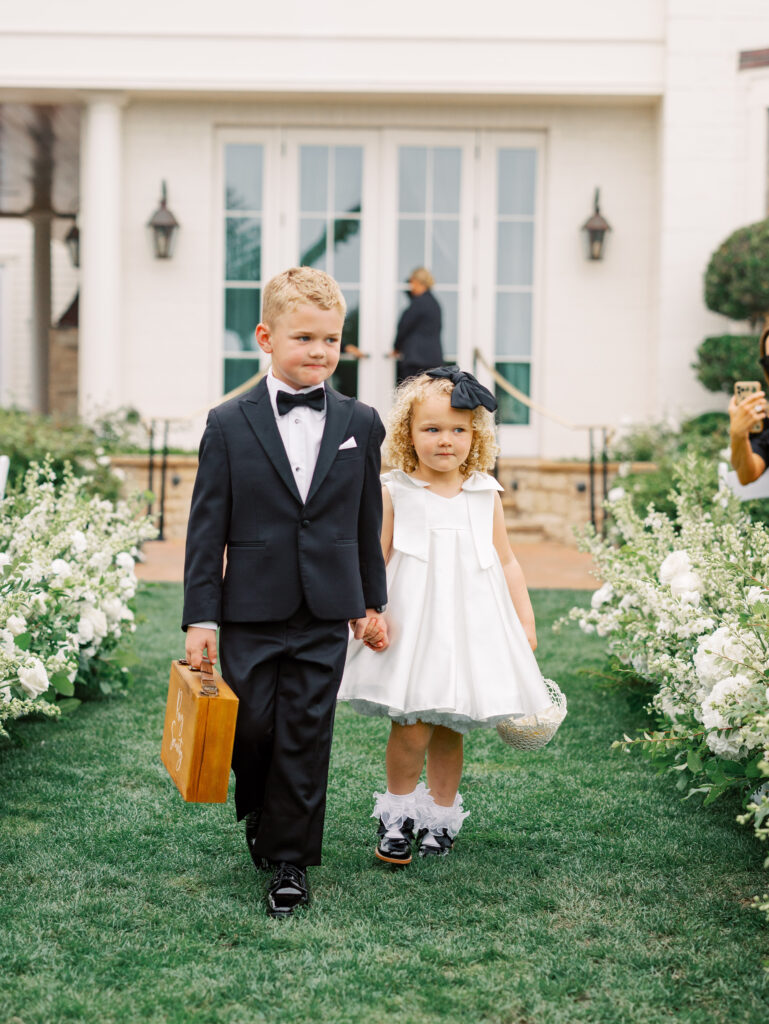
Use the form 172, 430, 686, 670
2, 585, 768, 1024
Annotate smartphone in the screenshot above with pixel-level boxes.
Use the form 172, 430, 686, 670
735, 380, 765, 434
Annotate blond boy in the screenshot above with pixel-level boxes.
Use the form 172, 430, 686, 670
183, 267, 388, 917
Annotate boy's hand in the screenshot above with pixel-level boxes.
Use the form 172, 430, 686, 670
351, 611, 389, 651
186, 626, 218, 669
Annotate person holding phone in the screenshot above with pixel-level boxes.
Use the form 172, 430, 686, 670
728, 328, 769, 484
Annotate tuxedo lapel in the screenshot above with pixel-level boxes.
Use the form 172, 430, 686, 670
239, 380, 303, 504
306, 388, 355, 504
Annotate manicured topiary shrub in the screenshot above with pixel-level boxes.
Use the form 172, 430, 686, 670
704, 218, 769, 323
692, 334, 760, 395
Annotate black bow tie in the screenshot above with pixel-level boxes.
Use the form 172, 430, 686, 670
276, 388, 325, 415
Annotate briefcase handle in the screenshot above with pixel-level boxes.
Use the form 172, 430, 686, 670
178, 657, 219, 697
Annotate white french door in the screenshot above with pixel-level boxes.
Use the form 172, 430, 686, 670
216, 127, 543, 454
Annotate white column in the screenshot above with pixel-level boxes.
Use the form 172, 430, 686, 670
79, 94, 124, 417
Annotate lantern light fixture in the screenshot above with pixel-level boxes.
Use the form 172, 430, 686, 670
148, 180, 179, 259
582, 188, 611, 261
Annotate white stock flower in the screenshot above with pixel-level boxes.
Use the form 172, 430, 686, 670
6, 614, 27, 636
591, 583, 614, 610
660, 551, 691, 585
18, 659, 49, 698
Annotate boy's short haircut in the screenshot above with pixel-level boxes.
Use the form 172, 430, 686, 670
262, 267, 347, 327
409, 266, 435, 289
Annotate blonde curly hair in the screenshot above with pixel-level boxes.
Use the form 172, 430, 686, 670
384, 374, 499, 476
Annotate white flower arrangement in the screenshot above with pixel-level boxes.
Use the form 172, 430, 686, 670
558, 451, 769, 918
0, 460, 156, 737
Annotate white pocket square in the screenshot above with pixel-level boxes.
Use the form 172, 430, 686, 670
338, 436, 357, 450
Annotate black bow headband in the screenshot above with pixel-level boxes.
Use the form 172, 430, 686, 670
425, 366, 498, 413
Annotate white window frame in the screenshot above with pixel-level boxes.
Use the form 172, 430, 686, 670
475, 130, 546, 457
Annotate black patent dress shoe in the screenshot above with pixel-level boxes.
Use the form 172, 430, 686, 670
416, 827, 454, 857
267, 862, 310, 918
245, 810, 273, 871
375, 817, 415, 865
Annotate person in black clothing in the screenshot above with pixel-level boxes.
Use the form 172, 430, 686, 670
728, 326, 769, 484
390, 267, 444, 385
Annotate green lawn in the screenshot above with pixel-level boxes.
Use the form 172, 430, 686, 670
1, 585, 768, 1024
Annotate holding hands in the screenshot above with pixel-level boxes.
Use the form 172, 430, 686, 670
351, 611, 389, 651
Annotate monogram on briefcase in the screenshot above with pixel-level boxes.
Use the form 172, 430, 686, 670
161, 658, 239, 803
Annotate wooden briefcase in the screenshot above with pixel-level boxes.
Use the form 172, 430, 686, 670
161, 658, 239, 803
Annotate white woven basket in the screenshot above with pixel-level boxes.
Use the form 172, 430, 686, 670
495, 679, 567, 750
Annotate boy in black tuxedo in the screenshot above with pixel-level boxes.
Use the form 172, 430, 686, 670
183, 267, 388, 917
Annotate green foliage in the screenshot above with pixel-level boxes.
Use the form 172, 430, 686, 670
693, 334, 763, 394
611, 412, 729, 521
0, 406, 144, 500
705, 217, 769, 322
2, 585, 769, 1022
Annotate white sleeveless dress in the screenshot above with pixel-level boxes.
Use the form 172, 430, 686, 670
338, 469, 555, 733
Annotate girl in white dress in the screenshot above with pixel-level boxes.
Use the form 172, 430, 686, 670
339, 368, 558, 864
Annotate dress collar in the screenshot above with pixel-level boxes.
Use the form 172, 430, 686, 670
385, 469, 503, 492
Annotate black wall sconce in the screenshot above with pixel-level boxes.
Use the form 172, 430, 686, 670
148, 181, 179, 259
64, 222, 80, 268
582, 188, 611, 260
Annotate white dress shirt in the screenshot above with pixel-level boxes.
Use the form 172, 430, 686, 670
190, 370, 326, 632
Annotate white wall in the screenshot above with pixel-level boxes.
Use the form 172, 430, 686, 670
0, 1, 664, 97
118, 96, 659, 456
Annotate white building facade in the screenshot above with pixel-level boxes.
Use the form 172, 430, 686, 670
2, 0, 769, 457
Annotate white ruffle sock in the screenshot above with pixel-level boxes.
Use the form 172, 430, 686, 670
372, 787, 420, 838
415, 783, 469, 847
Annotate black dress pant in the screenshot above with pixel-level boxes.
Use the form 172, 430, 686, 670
219, 604, 349, 866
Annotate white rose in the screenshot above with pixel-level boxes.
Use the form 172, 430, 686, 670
70, 531, 88, 554
701, 674, 752, 732
85, 607, 108, 641
607, 487, 625, 502
119, 576, 136, 597
591, 583, 614, 609
111, 468, 126, 482
89, 551, 111, 572
50, 558, 71, 578
705, 730, 743, 759
102, 596, 124, 624
18, 658, 49, 698
670, 571, 702, 597
618, 462, 631, 478
747, 587, 766, 606
76, 616, 95, 644
96, 455, 111, 467
660, 551, 691, 585
116, 552, 135, 571
0, 552, 10, 571
7, 614, 27, 636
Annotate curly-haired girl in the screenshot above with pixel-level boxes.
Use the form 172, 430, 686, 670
339, 367, 556, 864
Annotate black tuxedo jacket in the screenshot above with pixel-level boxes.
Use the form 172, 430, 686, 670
182, 379, 387, 627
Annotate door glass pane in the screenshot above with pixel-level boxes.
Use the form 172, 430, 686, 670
224, 289, 260, 352
332, 287, 360, 398
334, 147, 363, 213
495, 293, 532, 357
299, 218, 327, 270
498, 149, 537, 216
225, 144, 262, 211
433, 288, 457, 363
333, 218, 361, 282
224, 357, 261, 394
432, 148, 461, 215
495, 362, 530, 425
225, 218, 261, 281
399, 147, 427, 213
398, 219, 426, 282
300, 146, 329, 213
497, 221, 534, 287
431, 219, 459, 285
